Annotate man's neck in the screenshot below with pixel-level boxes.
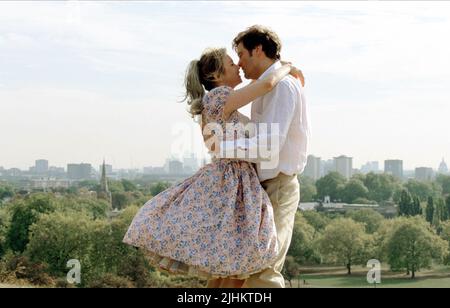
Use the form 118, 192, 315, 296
255, 58, 277, 79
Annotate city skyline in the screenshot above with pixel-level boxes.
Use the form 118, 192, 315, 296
0, 154, 448, 173
1, 2, 450, 170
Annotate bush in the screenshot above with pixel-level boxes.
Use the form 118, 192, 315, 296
87, 273, 135, 288
6, 194, 57, 253
55, 278, 77, 288
1, 254, 54, 286
26, 211, 97, 277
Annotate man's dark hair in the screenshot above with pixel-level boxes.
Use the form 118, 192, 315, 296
233, 25, 282, 60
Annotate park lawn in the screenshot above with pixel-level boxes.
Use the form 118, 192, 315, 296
292, 265, 450, 288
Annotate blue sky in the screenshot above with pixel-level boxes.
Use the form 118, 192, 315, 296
1, 1, 450, 170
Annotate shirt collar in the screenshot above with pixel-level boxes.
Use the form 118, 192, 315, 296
258, 61, 281, 80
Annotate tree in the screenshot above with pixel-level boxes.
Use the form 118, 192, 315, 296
288, 213, 319, 264
26, 205, 152, 287
121, 179, 137, 192
26, 211, 98, 276
345, 209, 384, 234
317, 218, 370, 275
413, 197, 422, 217
88, 205, 152, 287
405, 180, 436, 202
282, 256, 301, 288
436, 174, 450, 196
0, 185, 14, 201
112, 192, 131, 210
302, 211, 330, 233
57, 196, 109, 220
0, 208, 9, 257
6, 194, 56, 253
438, 198, 449, 221
426, 197, 435, 225
298, 176, 317, 202
364, 173, 399, 203
76, 180, 99, 191
440, 221, 450, 244
440, 221, 450, 264
387, 217, 448, 279
374, 217, 408, 263
446, 196, 450, 220
150, 182, 171, 197
315, 172, 346, 202
341, 180, 369, 204
398, 190, 413, 217
398, 190, 422, 217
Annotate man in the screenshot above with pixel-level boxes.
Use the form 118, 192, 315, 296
221, 25, 310, 288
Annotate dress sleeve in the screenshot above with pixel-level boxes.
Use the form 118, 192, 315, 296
203, 86, 232, 121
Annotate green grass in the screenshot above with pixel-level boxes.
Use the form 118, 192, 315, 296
288, 265, 450, 288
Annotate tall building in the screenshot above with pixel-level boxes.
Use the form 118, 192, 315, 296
361, 161, 379, 174
67, 163, 93, 180
48, 166, 66, 177
438, 158, 448, 174
35, 159, 49, 174
334, 155, 353, 179
384, 160, 403, 179
164, 158, 183, 175
415, 167, 434, 182
321, 159, 335, 177
304, 155, 322, 181
143, 166, 165, 175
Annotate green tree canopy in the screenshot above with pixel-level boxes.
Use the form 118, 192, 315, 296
315, 172, 346, 202
6, 193, 57, 253
317, 218, 371, 275
150, 182, 171, 197
298, 176, 317, 202
405, 180, 438, 202
302, 211, 330, 233
387, 217, 448, 279
288, 213, 320, 264
341, 179, 369, 204
363, 173, 399, 203
345, 209, 384, 234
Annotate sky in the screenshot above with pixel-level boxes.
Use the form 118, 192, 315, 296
1, 1, 450, 170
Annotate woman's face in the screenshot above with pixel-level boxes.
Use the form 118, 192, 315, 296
217, 55, 242, 88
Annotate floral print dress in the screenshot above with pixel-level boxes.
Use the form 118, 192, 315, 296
123, 86, 278, 279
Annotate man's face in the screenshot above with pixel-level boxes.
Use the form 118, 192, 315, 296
236, 42, 258, 80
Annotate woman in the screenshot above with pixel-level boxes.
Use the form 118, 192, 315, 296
123, 47, 303, 287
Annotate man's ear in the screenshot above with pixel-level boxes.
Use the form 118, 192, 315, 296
254, 45, 263, 58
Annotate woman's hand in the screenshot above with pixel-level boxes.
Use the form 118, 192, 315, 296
291, 66, 305, 87
281, 60, 305, 87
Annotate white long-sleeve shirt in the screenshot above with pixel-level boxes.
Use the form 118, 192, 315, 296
220, 61, 310, 182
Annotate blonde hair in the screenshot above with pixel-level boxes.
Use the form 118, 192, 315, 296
183, 48, 227, 117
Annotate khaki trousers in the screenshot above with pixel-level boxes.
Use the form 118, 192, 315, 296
242, 173, 300, 288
